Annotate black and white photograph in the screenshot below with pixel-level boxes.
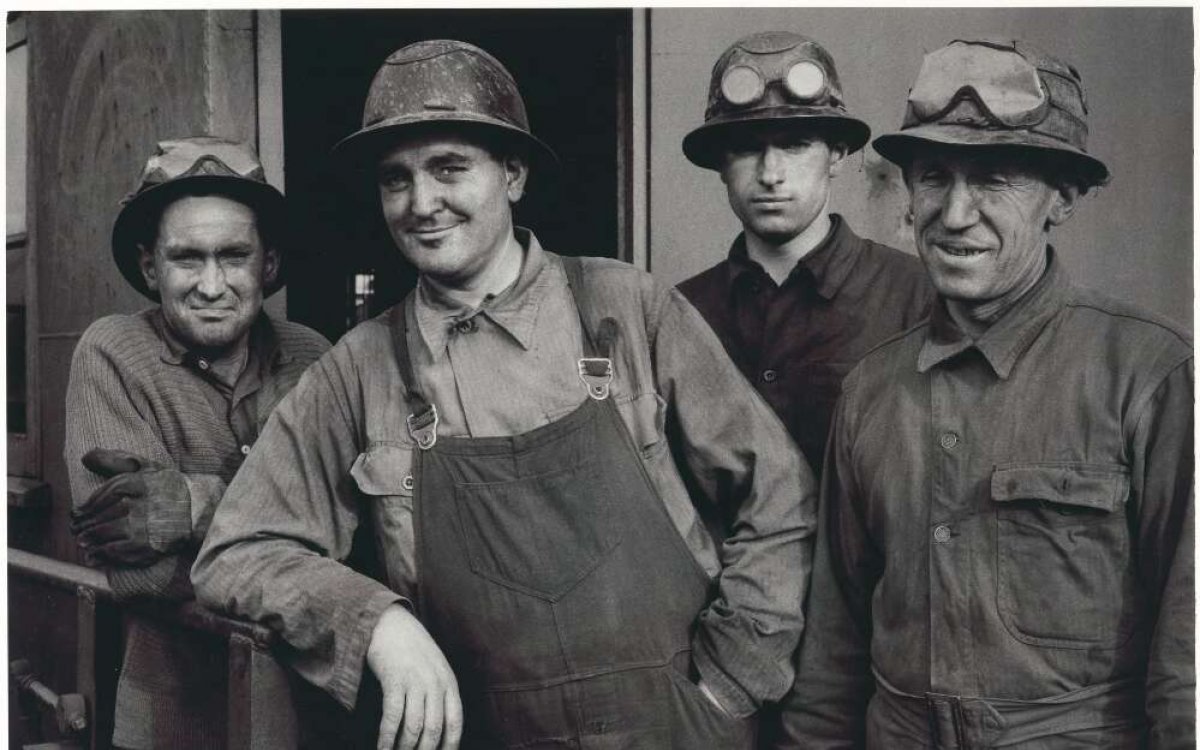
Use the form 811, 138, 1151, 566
5, 6, 1193, 749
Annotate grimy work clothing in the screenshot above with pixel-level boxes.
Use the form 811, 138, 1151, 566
397, 258, 753, 746
194, 230, 817, 727
773, 253, 1195, 749
64, 309, 329, 750
678, 215, 932, 475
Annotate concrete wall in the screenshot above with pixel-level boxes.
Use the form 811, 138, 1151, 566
649, 7, 1193, 330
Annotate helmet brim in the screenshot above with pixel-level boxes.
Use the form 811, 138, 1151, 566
682, 111, 871, 170
333, 114, 560, 181
873, 125, 1110, 188
111, 175, 287, 301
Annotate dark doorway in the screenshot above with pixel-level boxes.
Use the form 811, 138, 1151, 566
281, 9, 632, 342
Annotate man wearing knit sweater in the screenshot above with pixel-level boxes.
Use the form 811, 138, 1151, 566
65, 137, 329, 749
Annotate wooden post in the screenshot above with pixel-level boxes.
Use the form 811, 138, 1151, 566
227, 632, 299, 750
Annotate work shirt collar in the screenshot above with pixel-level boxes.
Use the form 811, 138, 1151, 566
415, 227, 548, 360
727, 214, 860, 300
918, 248, 1069, 379
153, 308, 287, 382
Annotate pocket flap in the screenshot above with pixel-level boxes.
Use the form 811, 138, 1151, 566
991, 464, 1129, 512
351, 445, 413, 497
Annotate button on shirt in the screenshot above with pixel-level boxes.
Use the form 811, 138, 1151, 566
777, 252, 1194, 748
678, 215, 932, 474
194, 230, 817, 718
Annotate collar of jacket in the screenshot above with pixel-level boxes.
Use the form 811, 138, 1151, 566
726, 213, 862, 300
917, 247, 1069, 379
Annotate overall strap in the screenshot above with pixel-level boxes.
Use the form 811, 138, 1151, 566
561, 256, 617, 400
389, 296, 438, 449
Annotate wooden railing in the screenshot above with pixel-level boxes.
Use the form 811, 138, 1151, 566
8, 548, 299, 749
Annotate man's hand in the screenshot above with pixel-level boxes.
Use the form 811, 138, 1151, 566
69, 448, 191, 566
367, 605, 462, 750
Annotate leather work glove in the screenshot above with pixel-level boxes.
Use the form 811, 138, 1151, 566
70, 448, 192, 566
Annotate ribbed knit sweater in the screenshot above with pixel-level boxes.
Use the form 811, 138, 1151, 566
64, 308, 329, 750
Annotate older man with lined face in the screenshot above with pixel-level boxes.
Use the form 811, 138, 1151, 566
772, 39, 1194, 750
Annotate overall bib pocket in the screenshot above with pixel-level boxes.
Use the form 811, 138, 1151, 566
992, 463, 1137, 648
454, 460, 621, 601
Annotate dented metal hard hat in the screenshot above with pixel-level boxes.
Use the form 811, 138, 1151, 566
873, 38, 1110, 187
683, 31, 871, 170
334, 39, 557, 172
111, 136, 286, 301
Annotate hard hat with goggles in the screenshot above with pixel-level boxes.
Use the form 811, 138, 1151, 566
873, 39, 1110, 188
683, 31, 871, 170
111, 136, 286, 301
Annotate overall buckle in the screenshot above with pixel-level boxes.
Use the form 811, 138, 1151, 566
406, 404, 439, 450
578, 358, 613, 400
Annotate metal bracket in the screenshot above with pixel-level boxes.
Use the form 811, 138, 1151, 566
406, 404, 439, 450
578, 358, 613, 400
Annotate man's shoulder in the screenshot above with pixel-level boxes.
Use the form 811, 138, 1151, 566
844, 320, 930, 391
1062, 286, 1193, 381
77, 309, 162, 358
1065, 286, 1192, 349
676, 259, 730, 300
552, 253, 666, 302
848, 232, 929, 291
269, 316, 332, 364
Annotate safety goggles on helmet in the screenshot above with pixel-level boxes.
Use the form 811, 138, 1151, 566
907, 41, 1051, 128
720, 59, 829, 107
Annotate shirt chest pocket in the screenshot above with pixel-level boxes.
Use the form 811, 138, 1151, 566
351, 444, 417, 597
991, 464, 1140, 649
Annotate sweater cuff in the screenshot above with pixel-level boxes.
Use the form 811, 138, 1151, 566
108, 556, 195, 602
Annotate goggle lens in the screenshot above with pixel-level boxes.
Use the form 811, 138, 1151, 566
909, 43, 1047, 126
785, 61, 826, 100
720, 61, 828, 107
721, 66, 765, 106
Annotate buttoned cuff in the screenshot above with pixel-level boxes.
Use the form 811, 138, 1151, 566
327, 587, 408, 711
692, 606, 797, 719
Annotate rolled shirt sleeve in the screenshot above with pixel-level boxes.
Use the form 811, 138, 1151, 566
191, 344, 403, 709
653, 287, 819, 717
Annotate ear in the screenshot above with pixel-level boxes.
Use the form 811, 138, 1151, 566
827, 142, 850, 177
504, 155, 529, 203
261, 246, 281, 288
1046, 182, 1082, 227
138, 244, 160, 292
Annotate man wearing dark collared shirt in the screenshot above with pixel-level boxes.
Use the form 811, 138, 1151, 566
678, 32, 932, 472
774, 39, 1193, 749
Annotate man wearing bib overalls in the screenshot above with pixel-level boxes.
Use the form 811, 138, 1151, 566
194, 40, 817, 750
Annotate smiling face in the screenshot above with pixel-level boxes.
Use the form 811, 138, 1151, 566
139, 194, 277, 354
375, 131, 527, 289
906, 146, 1078, 318
719, 123, 846, 245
